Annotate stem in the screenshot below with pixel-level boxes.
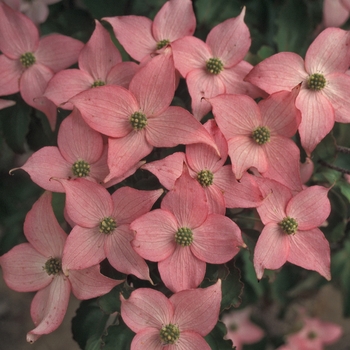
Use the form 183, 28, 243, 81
319, 160, 350, 175
336, 145, 350, 154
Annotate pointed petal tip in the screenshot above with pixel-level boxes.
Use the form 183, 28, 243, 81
9, 167, 20, 175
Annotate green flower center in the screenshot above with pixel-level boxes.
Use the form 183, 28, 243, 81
307, 73, 326, 91
229, 322, 238, 332
91, 80, 106, 88
72, 160, 90, 177
197, 169, 214, 187
280, 216, 298, 235
252, 126, 270, 145
20, 52, 36, 68
130, 111, 148, 131
206, 57, 224, 75
44, 257, 62, 275
175, 227, 193, 246
159, 324, 180, 345
307, 331, 318, 340
157, 39, 170, 50
99, 217, 117, 234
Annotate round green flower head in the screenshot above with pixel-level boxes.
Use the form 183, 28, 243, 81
91, 80, 106, 88
44, 257, 62, 275
206, 57, 224, 75
175, 227, 194, 246
307, 331, 318, 340
197, 169, 214, 187
99, 217, 117, 234
130, 111, 148, 131
157, 39, 170, 50
20, 52, 36, 68
252, 126, 270, 145
280, 216, 298, 235
307, 73, 326, 91
72, 160, 90, 177
160, 324, 180, 345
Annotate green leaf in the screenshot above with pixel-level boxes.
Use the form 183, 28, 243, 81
205, 321, 235, 350
83, 0, 128, 19
101, 319, 134, 349
257, 45, 275, 61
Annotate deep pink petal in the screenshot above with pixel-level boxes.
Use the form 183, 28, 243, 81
192, 214, 243, 263
206, 8, 250, 67
130, 329, 164, 350
27, 276, 70, 343
253, 223, 290, 279
106, 61, 139, 88
0, 55, 21, 95
121, 288, 173, 333
68, 265, 123, 300
288, 228, 331, 280
286, 186, 331, 229
158, 245, 206, 292
131, 209, 178, 262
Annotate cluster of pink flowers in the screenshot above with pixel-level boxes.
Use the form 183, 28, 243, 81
0, 0, 346, 348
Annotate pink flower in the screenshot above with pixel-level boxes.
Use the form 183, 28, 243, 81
0, 192, 122, 343
254, 178, 331, 280
121, 280, 222, 350
0, 3, 83, 129
323, 0, 350, 28
131, 167, 244, 292
103, 0, 196, 62
245, 27, 350, 154
221, 308, 264, 350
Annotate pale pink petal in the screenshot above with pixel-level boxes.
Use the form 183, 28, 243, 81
121, 288, 173, 332
286, 186, 331, 229
288, 228, 331, 280
62, 226, 106, 272
21, 1, 49, 24
175, 331, 211, 350
158, 245, 206, 292
0, 98, 15, 109
253, 223, 290, 279
130, 329, 163, 350
103, 15, 156, 62
296, 89, 334, 154
245, 52, 307, 94
0, 243, 52, 292
323, 0, 350, 27
106, 61, 139, 88
79, 21, 121, 80
206, 8, 250, 67
35, 34, 83, 72
106, 224, 151, 281
27, 276, 70, 343
131, 209, 178, 262
305, 28, 350, 75
0, 2, 38, 58
192, 214, 243, 263
171, 280, 221, 335
68, 265, 123, 300
313, 319, 343, 343
0, 55, 21, 95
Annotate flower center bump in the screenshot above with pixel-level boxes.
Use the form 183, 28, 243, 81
44, 257, 62, 275
307, 73, 326, 91
280, 216, 298, 235
91, 80, 106, 88
99, 217, 117, 234
157, 39, 170, 50
175, 227, 194, 246
197, 169, 214, 187
252, 126, 270, 145
206, 57, 224, 75
160, 324, 180, 345
72, 160, 90, 177
130, 111, 148, 131
20, 52, 36, 68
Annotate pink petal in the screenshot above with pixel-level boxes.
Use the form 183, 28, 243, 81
253, 223, 290, 279
131, 209, 178, 262
79, 21, 121, 80
0, 243, 52, 292
106, 61, 139, 88
21, 1, 49, 24
203, 184, 226, 215
286, 186, 331, 230
0, 98, 15, 109
121, 288, 173, 333
35, 34, 83, 73
0, 55, 21, 95
130, 329, 164, 350
103, 15, 156, 62
192, 214, 243, 263
288, 228, 331, 280
305, 28, 350, 75
27, 276, 70, 343
323, 0, 350, 27
68, 265, 123, 300
0, 2, 38, 58
206, 8, 250, 67
158, 245, 206, 292
171, 279, 221, 336
176, 331, 211, 350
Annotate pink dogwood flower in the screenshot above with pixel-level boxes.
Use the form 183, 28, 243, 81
131, 167, 244, 292
103, 0, 196, 62
0, 2, 83, 129
121, 280, 222, 350
254, 178, 331, 280
245, 27, 350, 154
0, 192, 122, 343
44, 20, 138, 110
323, 0, 350, 28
